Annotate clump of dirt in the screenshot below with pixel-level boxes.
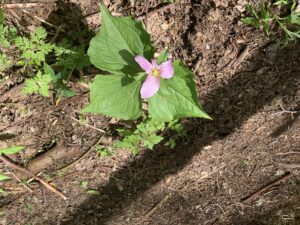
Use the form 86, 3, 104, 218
0, 1, 299, 225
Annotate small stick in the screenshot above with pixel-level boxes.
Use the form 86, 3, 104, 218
241, 172, 292, 204
0, 154, 67, 200
273, 105, 299, 115
1, 3, 38, 8
70, 117, 105, 133
277, 163, 300, 169
143, 0, 150, 30
198, 164, 226, 182
22, 9, 55, 27
11, 173, 33, 193
276, 151, 300, 156
232, 46, 249, 69
144, 193, 171, 217
50, 25, 63, 43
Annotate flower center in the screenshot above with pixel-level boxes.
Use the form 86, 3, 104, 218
151, 68, 161, 77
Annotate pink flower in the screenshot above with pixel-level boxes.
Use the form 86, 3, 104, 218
135, 55, 174, 99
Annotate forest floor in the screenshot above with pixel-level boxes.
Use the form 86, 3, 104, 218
0, 0, 299, 224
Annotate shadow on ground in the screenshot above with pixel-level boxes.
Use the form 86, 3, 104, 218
50, 33, 300, 225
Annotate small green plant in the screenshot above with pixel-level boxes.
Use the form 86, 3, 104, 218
242, 0, 300, 44
80, 180, 100, 195
114, 117, 186, 154
0, 53, 12, 73
94, 145, 113, 157
83, 5, 210, 122
23, 62, 76, 98
54, 41, 90, 74
23, 70, 52, 97
0, 14, 87, 98
0, 146, 25, 193
0, 19, 17, 49
15, 27, 54, 67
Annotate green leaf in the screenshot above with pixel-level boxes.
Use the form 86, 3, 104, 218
0, 146, 24, 155
157, 48, 169, 64
241, 17, 260, 28
260, 5, 270, 20
148, 61, 211, 122
116, 129, 132, 136
165, 138, 176, 149
274, 0, 289, 5
0, 174, 10, 182
44, 63, 55, 77
86, 190, 100, 195
82, 74, 142, 120
289, 13, 300, 25
0, 9, 4, 24
145, 135, 164, 149
23, 71, 52, 97
59, 85, 76, 97
81, 181, 89, 189
87, 5, 155, 74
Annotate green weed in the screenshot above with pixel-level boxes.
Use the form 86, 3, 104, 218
242, 0, 300, 44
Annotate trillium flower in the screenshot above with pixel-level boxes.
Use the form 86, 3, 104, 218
135, 55, 174, 99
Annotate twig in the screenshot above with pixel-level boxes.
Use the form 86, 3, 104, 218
11, 173, 33, 193
277, 163, 300, 169
232, 46, 249, 69
198, 164, 226, 182
22, 9, 55, 27
58, 135, 105, 171
276, 151, 300, 156
273, 105, 299, 115
1, 3, 38, 8
144, 193, 171, 217
50, 25, 62, 43
0, 154, 67, 200
241, 172, 292, 204
143, 0, 150, 30
70, 117, 105, 133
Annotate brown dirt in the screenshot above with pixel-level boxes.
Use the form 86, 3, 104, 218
0, 0, 299, 225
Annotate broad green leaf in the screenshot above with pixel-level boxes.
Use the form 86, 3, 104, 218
82, 75, 142, 120
157, 48, 169, 64
0, 174, 10, 182
0, 146, 24, 155
88, 5, 155, 74
148, 61, 211, 122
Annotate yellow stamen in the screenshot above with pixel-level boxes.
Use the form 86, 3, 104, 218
152, 68, 161, 77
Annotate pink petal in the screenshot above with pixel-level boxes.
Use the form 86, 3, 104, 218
140, 75, 160, 99
160, 60, 174, 79
151, 59, 158, 67
135, 55, 152, 73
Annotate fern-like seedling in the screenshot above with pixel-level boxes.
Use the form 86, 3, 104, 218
0, 53, 12, 73
54, 41, 90, 72
0, 25, 17, 48
23, 70, 52, 97
15, 27, 54, 67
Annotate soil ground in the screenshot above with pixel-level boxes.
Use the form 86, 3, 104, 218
0, 0, 299, 225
